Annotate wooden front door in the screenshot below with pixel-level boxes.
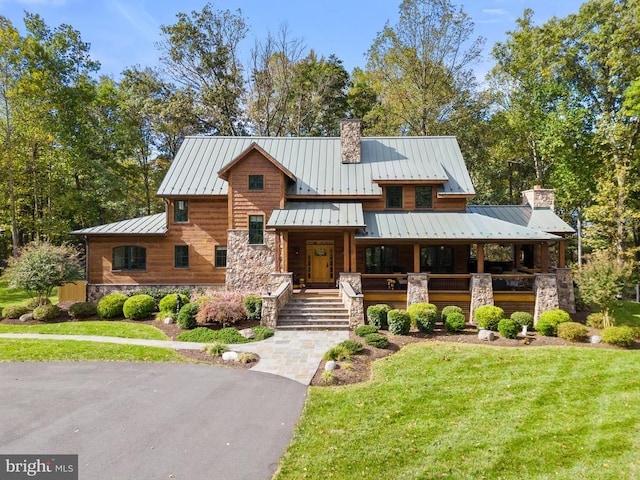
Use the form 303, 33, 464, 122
307, 241, 334, 284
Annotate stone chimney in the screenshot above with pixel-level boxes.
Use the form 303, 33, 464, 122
340, 118, 361, 164
522, 184, 555, 210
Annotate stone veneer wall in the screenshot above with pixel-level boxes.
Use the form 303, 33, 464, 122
87, 284, 225, 302
339, 272, 364, 327
261, 273, 293, 329
555, 268, 576, 314
225, 229, 277, 294
533, 274, 560, 324
470, 274, 494, 324
407, 273, 429, 307
522, 188, 555, 209
340, 119, 361, 164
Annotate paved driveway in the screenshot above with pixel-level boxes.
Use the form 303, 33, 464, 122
0, 362, 307, 479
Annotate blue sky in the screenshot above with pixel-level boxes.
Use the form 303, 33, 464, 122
1, 0, 585, 81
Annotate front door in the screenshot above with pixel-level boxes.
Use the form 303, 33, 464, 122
307, 241, 334, 284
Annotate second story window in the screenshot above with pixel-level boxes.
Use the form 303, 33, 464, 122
249, 215, 264, 244
248, 175, 264, 190
415, 186, 433, 208
386, 186, 403, 209
174, 245, 189, 268
174, 200, 188, 223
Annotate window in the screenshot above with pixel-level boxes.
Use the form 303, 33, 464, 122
174, 200, 188, 223
385, 186, 403, 208
215, 246, 227, 268
174, 245, 189, 268
365, 246, 398, 274
421, 246, 454, 273
415, 186, 433, 208
112, 246, 146, 271
249, 215, 264, 244
248, 175, 264, 190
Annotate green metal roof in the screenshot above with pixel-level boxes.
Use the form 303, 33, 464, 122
467, 205, 574, 234
70, 213, 167, 236
267, 202, 365, 228
356, 211, 561, 241
157, 136, 474, 197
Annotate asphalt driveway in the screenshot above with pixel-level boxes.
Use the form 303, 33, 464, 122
0, 362, 307, 479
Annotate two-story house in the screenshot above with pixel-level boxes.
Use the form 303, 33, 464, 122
72, 119, 575, 327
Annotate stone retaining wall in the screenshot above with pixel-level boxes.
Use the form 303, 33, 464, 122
87, 284, 225, 302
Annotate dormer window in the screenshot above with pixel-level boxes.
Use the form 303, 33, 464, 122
248, 175, 264, 190
385, 186, 403, 209
415, 186, 433, 209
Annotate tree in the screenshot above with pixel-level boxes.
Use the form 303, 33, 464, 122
4, 240, 84, 306
575, 251, 634, 327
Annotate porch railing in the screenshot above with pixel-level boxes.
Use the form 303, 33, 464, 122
428, 274, 471, 291
491, 274, 534, 292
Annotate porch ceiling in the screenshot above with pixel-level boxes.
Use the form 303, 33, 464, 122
267, 202, 365, 228
356, 211, 561, 241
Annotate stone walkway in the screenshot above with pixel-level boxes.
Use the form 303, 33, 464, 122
0, 330, 350, 385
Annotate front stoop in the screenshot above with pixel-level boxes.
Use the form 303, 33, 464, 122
277, 291, 350, 331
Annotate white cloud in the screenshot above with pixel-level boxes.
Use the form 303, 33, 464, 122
482, 8, 508, 15
107, 0, 158, 42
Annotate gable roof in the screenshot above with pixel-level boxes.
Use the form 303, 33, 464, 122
467, 205, 574, 234
70, 213, 167, 236
156, 136, 474, 197
267, 202, 365, 228
217, 142, 296, 182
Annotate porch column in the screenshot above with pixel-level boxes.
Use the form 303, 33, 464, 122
413, 244, 420, 272
514, 245, 521, 269
476, 244, 485, 273
533, 273, 559, 324
407, 273, 429, 307
343, 231, 350, 272
282, 231, 289, 272
350, 231, 356, 272
558, 240, 566, 268
555, 267, 576, 314
470, 273, 493, 324
540, 244, 550, 273
275, 232, 281, 273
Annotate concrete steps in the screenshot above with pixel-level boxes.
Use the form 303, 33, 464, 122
277, 293, 350, 331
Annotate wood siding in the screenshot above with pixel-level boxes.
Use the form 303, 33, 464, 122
362, 185, 468, 211
227, 150, 286, 229
287, 231, 345, 284
88, 198, 228, 284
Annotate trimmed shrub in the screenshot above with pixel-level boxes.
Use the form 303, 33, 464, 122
364, 332, 389, 349
535, 318, 557, 336
97, 293, 128, 319
586, 312, 606, 329
130, 287, 193, 308
631, 326, 640, 340
323, 345, 353, 362
408, 304, 437, 334
539, 309, 572, 326
445, 312, 466, 333
367, 304, 391, 329
557, 322, 588, 342
252, 326, 274, 341
387, 309, 411, 335
195, 292, 246, 326
177, 303, 199, 330
355, 324, 378, 337
441, 305, 463, 323
33, 304, 61, 322
337, 340, 364, 355
68, 302, 97, 319
498, 318, 519, 339
2, 303, 30, 319
243, 294, 263, 321
158, 293, 190, 314
511, 311, 534, 330
122, 294, 155, 320
24, 297, 51, 310
203, 343, 228, 357
601, 326, 634, 347
474, 305, 504, 331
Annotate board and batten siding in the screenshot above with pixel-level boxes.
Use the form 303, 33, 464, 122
87, 197, 228, 284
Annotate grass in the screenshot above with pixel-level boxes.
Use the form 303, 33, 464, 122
0, 321, 168, 340
0, 279, 58, 310
612, 300, 640, 327
275, 342, 640, 480
0, 339, 187, 362
176, 326, 274, 343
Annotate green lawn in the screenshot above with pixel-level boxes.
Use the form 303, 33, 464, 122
0, 321, 168, 340
0, 279, 57, 310
275, 342, 640, 480
0, 339, 187, 362
612, 300, 640, 327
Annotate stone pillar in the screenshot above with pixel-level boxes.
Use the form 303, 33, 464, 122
555, 267, 576, 314
470, 274, 493, 324
225, 229, 277, 293
260, 273, 293, 329
340, 119, 361, 164
407, 273, 429, 307
533, 273, 560, 324
339, 272, 364, 327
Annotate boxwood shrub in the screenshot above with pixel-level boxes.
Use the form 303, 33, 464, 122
243, 294, 263, 321
158, 293, 190, 314
497, 318, 519, 339
364, 332, 389, 349
535, 318, 557, 336
2, 303, 31, 319
24, 297, 51, 310
441, 305, 463, 323
177, 303, 199, 330
601, 326, 634, 347
557, 322, 588, 342
68, 302, 98, 319
387, 309, 411, 335
367, 304, 391, 329
511, 311, 534, 330
122, 294, 156, 320
474, 305, 504, 331
337, 339, 364, 355
536, 309, 572, 336
355, 324, 378, 337
408, 303, 437, 334
97, 293, 128, 319
445, 312, 466, 333
33, 304, 61, 322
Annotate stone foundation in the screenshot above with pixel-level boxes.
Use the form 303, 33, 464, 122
533, 274, 560, 324
407, 273, 429, 307
555, 268, 576, 314
87, 284, 225, 303
339, 273, 364, 327
225, 229, 277, 294
470, 274, 494, 324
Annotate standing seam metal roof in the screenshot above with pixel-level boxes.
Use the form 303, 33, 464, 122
467, 205, 574, 234
70, 213, 167, 236
267, 202, 365, 228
